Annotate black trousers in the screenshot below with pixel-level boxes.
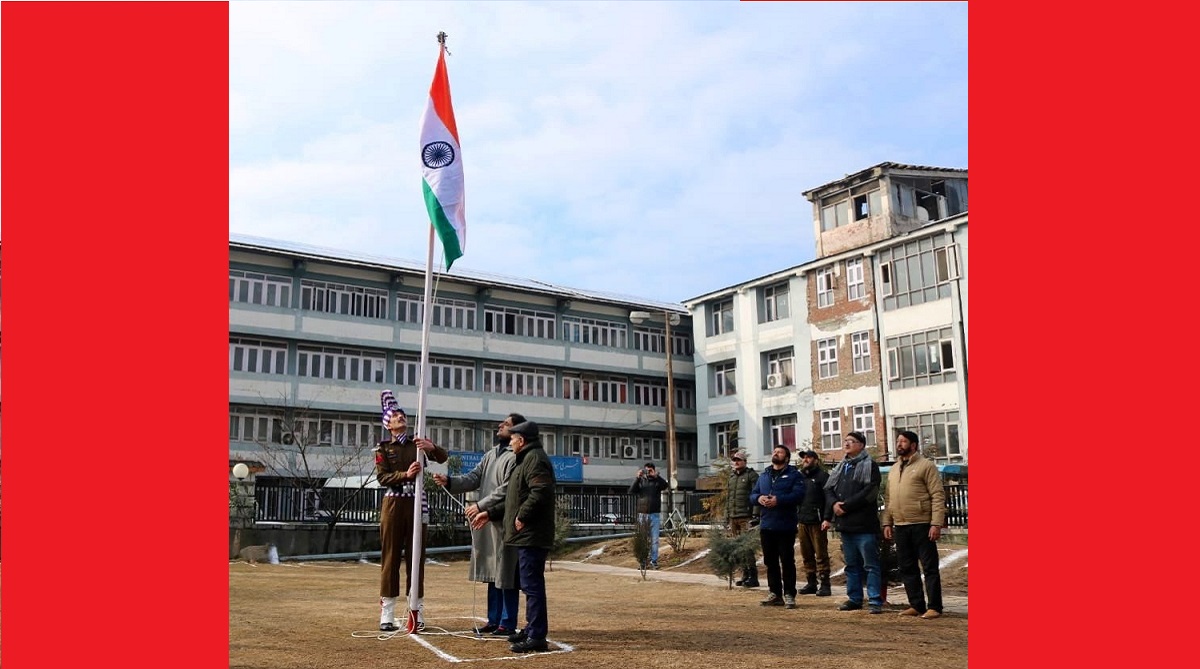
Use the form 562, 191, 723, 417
894, 523, 942, 613
759, 528, 797, 597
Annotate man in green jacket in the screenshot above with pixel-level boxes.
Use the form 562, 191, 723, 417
726, 450, 760, 587
881, 430, 947, 619
502, 421, 557, 652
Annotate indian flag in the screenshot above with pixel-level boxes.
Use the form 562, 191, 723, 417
419, 45, 465, 268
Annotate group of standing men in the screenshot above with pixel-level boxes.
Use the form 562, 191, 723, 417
730, 430, 947, 619
374, 390, 558, 653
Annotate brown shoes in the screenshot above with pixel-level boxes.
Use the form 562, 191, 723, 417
921, 610, 942, 619
899, 608, 920, 617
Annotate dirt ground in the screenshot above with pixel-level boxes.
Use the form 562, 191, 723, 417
230, 535, 967, 668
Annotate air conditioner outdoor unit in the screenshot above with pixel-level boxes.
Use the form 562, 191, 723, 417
282, 433, 295, 445
766, 372, 788, 389
622, 444, 638, 459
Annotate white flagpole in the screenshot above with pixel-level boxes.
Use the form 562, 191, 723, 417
408, 210, 437, 632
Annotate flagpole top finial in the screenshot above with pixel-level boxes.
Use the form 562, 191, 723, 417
437, 31, 447, 45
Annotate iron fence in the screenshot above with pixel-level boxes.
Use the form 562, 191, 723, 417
250, 483, 967, 528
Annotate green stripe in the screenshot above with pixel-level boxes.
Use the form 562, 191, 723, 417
422, 179, 463, 269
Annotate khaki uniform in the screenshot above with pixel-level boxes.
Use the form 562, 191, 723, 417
376, 435, 448, 598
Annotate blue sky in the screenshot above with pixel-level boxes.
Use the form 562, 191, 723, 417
230, 1, 967, 303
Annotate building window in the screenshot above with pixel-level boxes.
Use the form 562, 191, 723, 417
562, 375, 628, 403
395, 355, 419, 387
816, 267, 835, 308
565, 433, 605, 459
820, 198, 850, 231
426, 420, 478, 453
709, 299, 734, 336
892, 411, 962, 460
229, 408, 281, 444
562, 316, 628, 348
632, 380, 693, 409
851, 331, 871, 373
852, 405, 876, 447
852, 187, 882, 221
713, 421, 739, 459
484, 306, 556, 339
675, 385, 696, 410
885, 327, 957, 389
677, 438, 697, 464
428, 357, 476, 391
632, 326, 693, 356
230, 338, 288, 375
482, 365, 556, 398
296, 345, 386, 383
846, 258, 865, 300
633, 380, 669, 407
230, 270, 292, 307
878, 233, 959, 310
764, 348, 794, 388
820, 410, 841, 451
817, 338, 838, 379
711, 361, 737, 397
767, 414, 797, 452
760, 282, 790, 323
300, 279, 389, 319
397, 295, 478, 330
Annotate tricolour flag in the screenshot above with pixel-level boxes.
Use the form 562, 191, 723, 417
419, 45, 465, 269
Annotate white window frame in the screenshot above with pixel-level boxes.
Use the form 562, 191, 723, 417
817, 338, 838, 379
761, 283, 790, 323
851, 331, 871, 373
562, 375, 628, 403
230, 338, 287, 375
820, 410, 841, 450
935, 245, 960, 282
562, 316, 628, 348
765, 348, 794, 386
710, 299, 734, 336
296, 345, 386, 383
816, 267, 835, 308
482, 365, 556, 398
768, 414, 797, 451
230, 270, 293, 308
484, 306, 557, 339
712, 361, 737, 397
846, 258, 865, 300
428, 357, 476, 391
300, 279, 388, 319
852, 405, 876, 446
714, 422, 738, 459
425, 420, 478, 452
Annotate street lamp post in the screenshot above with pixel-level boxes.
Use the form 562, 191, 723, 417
630, 309, 681, 517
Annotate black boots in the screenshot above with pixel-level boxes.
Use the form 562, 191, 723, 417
816, 573, 831, 597
799, 574, 818, 595
735, 566, 759, 587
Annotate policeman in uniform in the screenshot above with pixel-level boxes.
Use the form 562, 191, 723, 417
375, 390, 447, 632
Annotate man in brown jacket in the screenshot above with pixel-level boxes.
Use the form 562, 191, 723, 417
881, 430, 946, 619
375, 390, 448, 632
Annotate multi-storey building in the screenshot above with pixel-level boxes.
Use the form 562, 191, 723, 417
229, 235, 698, 495
686, 163, 968, 474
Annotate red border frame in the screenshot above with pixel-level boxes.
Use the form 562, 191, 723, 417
3, 3, 228, 664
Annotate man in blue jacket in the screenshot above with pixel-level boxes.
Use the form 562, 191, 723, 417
750, 444, 805, 609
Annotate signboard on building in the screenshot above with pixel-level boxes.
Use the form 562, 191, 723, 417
449, 451, 583, 483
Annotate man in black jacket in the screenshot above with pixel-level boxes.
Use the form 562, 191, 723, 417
502, 421, 556, 653
629, 462, 669, 569
796, 449, 831, 596
822, 432, 884, 614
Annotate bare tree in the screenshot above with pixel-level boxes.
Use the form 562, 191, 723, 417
248, 392, 381, 554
